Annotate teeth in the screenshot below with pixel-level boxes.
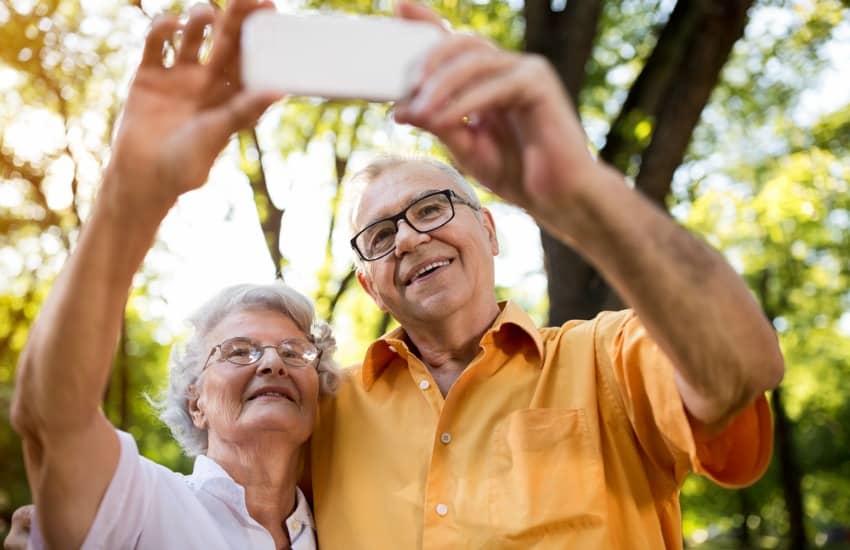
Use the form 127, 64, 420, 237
252, 392, 290, 400
413, 260, 449, 280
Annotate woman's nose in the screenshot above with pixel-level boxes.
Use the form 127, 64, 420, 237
255, 348, 289, 377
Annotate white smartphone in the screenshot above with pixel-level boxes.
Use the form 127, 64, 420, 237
241, 11, 443, 102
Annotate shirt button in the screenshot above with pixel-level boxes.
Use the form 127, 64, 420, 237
436, 503, 448, 516
440, 432, 452, 444
419, 380, 430, 391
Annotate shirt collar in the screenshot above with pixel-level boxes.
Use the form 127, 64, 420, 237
190, 454, 245, 509
190, 455, 315, 533
361, 300, 544, 390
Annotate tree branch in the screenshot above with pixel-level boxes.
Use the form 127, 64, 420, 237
599, 0, 705, 174
327, 267, 356, 324
636, 0, 754, 205
243, 129, 285, 276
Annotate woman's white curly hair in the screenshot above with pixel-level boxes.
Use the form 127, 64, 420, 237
152, 283, 339, 457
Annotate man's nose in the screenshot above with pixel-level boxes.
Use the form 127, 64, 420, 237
394, 220, 430, 256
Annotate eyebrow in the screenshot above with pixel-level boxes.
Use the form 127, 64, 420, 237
363, 188, 445, 228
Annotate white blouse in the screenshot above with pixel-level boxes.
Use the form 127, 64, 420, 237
30, 430, 317, 549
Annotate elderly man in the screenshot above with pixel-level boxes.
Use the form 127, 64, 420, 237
7, 0, 782, 549
305, 3, 783, 550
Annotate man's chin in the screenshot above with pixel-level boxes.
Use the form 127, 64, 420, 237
397, 293, 466, 322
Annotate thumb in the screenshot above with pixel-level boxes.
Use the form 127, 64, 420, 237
194, 90, 281, 156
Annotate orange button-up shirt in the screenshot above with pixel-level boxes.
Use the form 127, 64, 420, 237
309, 303, 773, 549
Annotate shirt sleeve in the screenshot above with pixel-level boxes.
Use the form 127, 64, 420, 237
594, 309, 774, 488
29, 430, 152, 550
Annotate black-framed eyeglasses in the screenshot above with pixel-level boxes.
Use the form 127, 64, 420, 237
203, 337, 322, 370
350, 189, 480, 261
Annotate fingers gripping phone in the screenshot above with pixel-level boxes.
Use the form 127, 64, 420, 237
241, 11, 443, 102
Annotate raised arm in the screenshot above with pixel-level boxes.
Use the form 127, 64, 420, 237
393, 2, 783, 432
9, 3, 278, 548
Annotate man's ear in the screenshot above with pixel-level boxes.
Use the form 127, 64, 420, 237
356, 269, 389, 312
480, 207, 499, 256
187, 384, 207, 430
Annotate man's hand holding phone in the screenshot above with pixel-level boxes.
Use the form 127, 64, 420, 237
392, 2, 604, 231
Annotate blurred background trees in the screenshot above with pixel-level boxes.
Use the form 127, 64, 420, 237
1, 0, 849, 547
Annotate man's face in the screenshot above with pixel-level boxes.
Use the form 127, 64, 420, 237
354, 162, 499, 325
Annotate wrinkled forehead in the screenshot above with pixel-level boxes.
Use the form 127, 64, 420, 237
205, 308, 305, 346
352, 162, 463, 230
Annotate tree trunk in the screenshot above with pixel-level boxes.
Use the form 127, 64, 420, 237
736, 490, 755, 548
756, 270, 808, 549
527, 0, 754, 324
772, 387, 808, 549
524, 0, 602, 108
524, 0, 606, 324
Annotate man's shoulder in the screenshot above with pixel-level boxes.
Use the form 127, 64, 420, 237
538, 309, 636, 344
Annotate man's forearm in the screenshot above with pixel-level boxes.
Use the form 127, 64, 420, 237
538, 164, 783, 427
11, 173, 173, 437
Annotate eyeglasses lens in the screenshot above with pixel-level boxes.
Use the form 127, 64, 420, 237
219, 338, 319, 367
357, 193, 454, 260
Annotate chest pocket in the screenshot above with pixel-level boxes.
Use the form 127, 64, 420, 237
487, 408, 605, 542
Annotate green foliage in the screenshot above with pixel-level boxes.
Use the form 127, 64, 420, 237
0, 285, 45, 537
0, 286, 189, 535
0, 0, 181, 535
683, 0, 846, 182
581, 0, 673, 149
813, 104, 850, 154
1, 0, 850, 547
103, 293, 195, 473
683, 142, 850, 546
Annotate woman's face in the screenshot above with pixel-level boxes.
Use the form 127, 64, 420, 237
189, 309, 320, 450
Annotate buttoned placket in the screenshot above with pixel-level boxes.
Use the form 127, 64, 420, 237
192, 460, 275, 548
409, 345, 495, 549
376, 316, 542, 549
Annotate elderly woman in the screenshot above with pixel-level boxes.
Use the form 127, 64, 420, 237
26, 283, 338, 550
9, 1, 332, 548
